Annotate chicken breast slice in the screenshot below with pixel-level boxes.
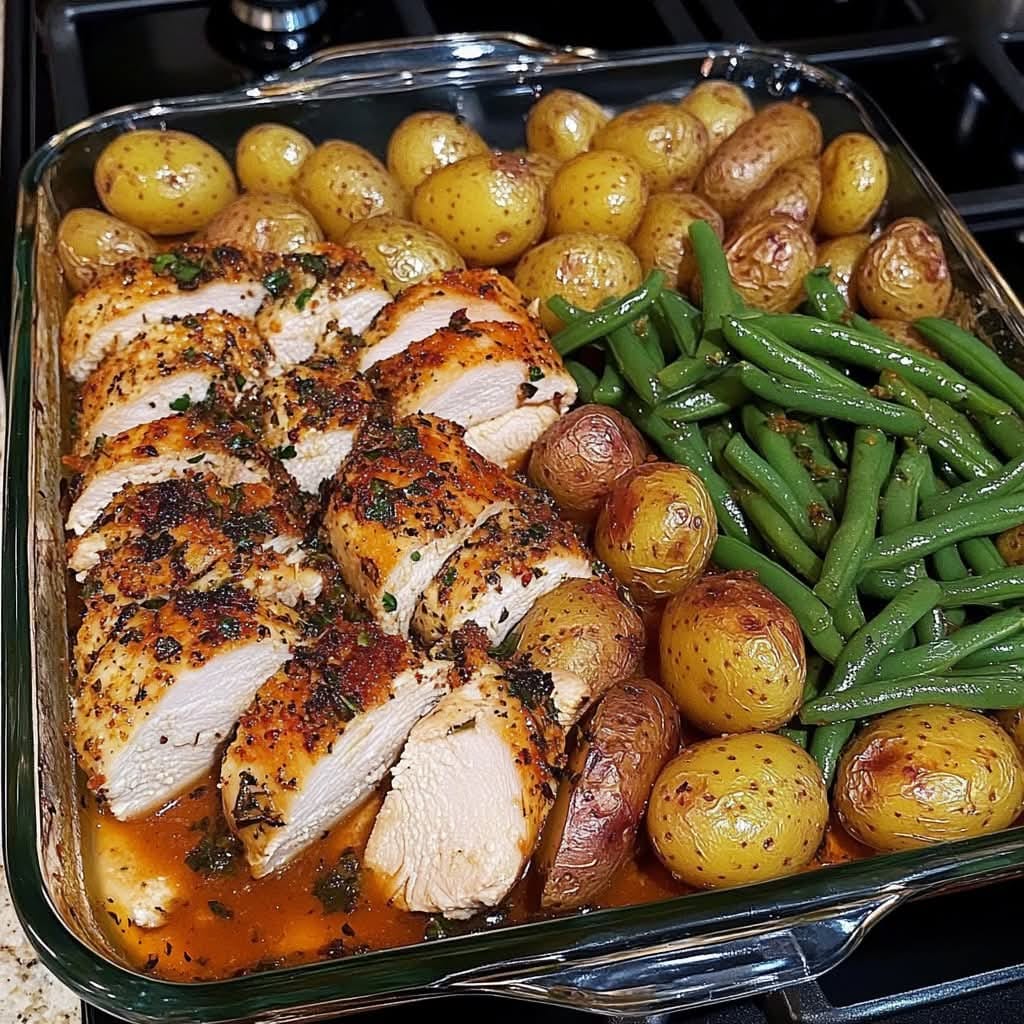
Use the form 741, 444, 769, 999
464, 402, 562, 470
324, 414, 517, 634
74, 586, 300, 820
75, 311, 270, 453
221, 622, 451, 877
93, 836, 182, 930
61, 245, 270, 383
412, 495, 593, 646
255, 245, 390, 370
261, 359, 375, 494
357, 269, 537, 371
364, 657, 561, 919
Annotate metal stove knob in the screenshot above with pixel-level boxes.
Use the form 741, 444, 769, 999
229, 0, 328, 34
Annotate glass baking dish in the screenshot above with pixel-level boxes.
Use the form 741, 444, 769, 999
7, 34, 1024, 1024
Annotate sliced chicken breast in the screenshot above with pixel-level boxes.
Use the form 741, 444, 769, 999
75, 311, 270, 454
412, 495, 593, 646
324, 414, 517, 634
255, 245, 390, 370
61, 245, 269, 383
221, 622, 451, 877
93, 836, 182, 930
364, 657, 561, 919
464, 402, 562, 470
74, 586, 300, 820
357, 269, 536, 371
261, 359, 375, 494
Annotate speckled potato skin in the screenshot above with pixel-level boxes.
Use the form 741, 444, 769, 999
94, 129, 237, 235
235, 123, 313, 194
527, 405, 650, 525
516, 578, 646, 698
996, 524, 1024, 565
514, 233, 642, 332
411, 152, 545, 265
659, 573, 806, 734
346, 214, 465, 293
294, 140, 409, 242
722, 215, 817, 312
869, 318, 938, 357
729, 157, 822, 237
697, 102, 823, 219
629, 192, 723, 291
594, 462, 717, 601
815, 233, 872, 309
196, 192, 324, 251
546, 150, 649, 240
526, 89, 610, 163
835, 707, 1024, 852
816, 132, 889, 237
593, 103, 710, 193
517, 150, 561, 194
385, 111, 489, 193
679, 81, 755, 152
855, 217, 952, 320
647, 733, 828, 888
57, 209, 157, 292
997, 708, 1024, 753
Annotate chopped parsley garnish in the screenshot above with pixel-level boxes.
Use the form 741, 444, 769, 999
231, 771, 282, 829
487, 628, 520, 661
275, 444, 297, 461
298, 253, 327, 279
184, 821, 243, 877
234, 373, 246, 390
217, 616, 241, 639
423, 917, 449, 941
410, 551, 421, 562
294, 287, 315, 311
382, 592, 397, 613
152, 252, 203, 288
152, 635, 182, 662
261, 267, 292, 297
208, 900, 234, 920
364, 478, 396, 523
169, 394, 192, 412
226, 432, 252, 452
440, 566, 457, 589
394, 425, 420, 450
142, 596, 168, 611
505, 664, 555, 711
182, 346, 198, 363
356, 628, 372, 647
186, 453, 206, 464
528, 365, 544, 382
312, 849, 362, 915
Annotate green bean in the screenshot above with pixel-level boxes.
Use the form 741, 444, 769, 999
712, 536, 845, 662
565, 360, 598, 404
607, 323, 663, 405
946, 664, 1024, 677
833, 588, 867, 640
881, 445, 931, 634
735, 486, 823, 582
545, 294, 584, 324
636, 315, 667, 370
790, 421, 847, 511
958, 636, 1024, 668
690, 220, 743, 334
920, 452, 1024, 517
960, 536, 1006, 576
655, 290, 700, 357
780, 659, 828, 749
656, 338, 727, 395
824, 421, 850, 464
803, 267, 849, 322
759, 313, 1011, 416
858, 569, 913, 598
778, 728, 809, 748
593, 362, 626, 408
655, 369, 748, 423
918, 468, 971, 594
939, 568, 1024, 608
976, 412, 1024, 460
929, 399, 1000, 472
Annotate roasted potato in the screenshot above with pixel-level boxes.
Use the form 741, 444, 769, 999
728, 157, 822, 237
537, 678, 680, 909
815, 232, 872, 308
997, 709, 1024, 753
514, 233, 641, 333
869, 318, 938, 357
647, 733, 828, 888
235, 123, 313, 194
196, 192, 324, 251
697, 102, 823, 219
593, 103, 709, 192
835, 707, 1024, 852
526, 89, 609, 163
515, 578, 646, 700
345, 214, 465, 293
528, 405, 650, 525
660, 572, 806, 733
856, 217, 952, 320
629, 191, 723, 291
517, 150, 561, 194
720, 215, 817, 312
816, 132, 889, 237
997, 525, 1024, 565
386, 111, 489, 193
546, 150, 649, 240
411, 152, 545, 265
94, 129, 237, 235
679, 81, 754, 152
595, 462, 717, 601
56, 208, 157, 292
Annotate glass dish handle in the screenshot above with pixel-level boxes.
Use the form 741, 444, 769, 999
447, 892, 906, 1017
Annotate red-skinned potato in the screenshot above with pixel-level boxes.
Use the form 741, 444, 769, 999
721, 214, 817, 312
537, 678, 680, 909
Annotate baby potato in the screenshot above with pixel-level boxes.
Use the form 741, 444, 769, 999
835, 707, 1024, 852
593, 103, 709, 192
856, 217, 952, 319
94, 129, 237, 235
235, 123, 313, 194
546, 150, 649, 240
679, 80, 754, 152
517, 150, 561, 194
595, 462, 716, 601
647, 733, 828, 888
996, 524, 1024, 565
346, 214, 464, 293
515, 233, 641, 332
816, 232, 872, 308
56, 208, 157, 292
526, 89, 609, 163
729, 157, 822, 237
412, 152, 545, 265
997, 708, 1024, 753
629, 192, 723, 291
386, 111, 489, 193
697, 102, 823, 219
660, 572, 806, 734
196, 192, 323, 252
722, 215, 817, 312
528, 405, 650, 525
816, 132, 889, 237
869, 318, 938, 357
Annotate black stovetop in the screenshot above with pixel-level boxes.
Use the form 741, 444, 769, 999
10, 2, 1024, 1022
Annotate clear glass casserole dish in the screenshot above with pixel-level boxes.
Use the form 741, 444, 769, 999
6, 34, 1024, 1024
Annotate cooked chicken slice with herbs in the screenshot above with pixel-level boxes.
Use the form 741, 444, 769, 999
61, 245, 270, 383
364, 656, 562, 919
464, 402, 562, 470
357, 269, 536, 371
260, 359, 375, 494
255, 245, 390, 370
75, 311, 270, 453
74, 586, 300, 820
221, 622, 451, 877
325, 414, 517, 634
